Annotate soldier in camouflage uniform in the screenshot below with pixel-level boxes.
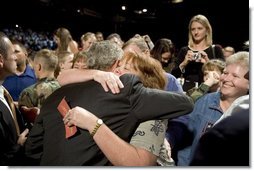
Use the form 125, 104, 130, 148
19, 78, 60, 108
18, 49, 60, 122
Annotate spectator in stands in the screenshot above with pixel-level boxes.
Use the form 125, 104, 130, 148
18, 49, 60, 123
80, 32, 97, 51
53, 27, 79, 54
150, 38, 176, 73
186, 59, 225, 102
223, 46, 235, 59
95, 32, 104, 42
72, 50, 88, 69
107, 33, 124, 48
3, 40, 37, 103
0, 32, 29, 165
171, 14, 224, 92
177, 51, 249, 166
54, 51, 74, 78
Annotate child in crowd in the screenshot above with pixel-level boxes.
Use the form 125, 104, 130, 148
187, 59, 225, 101
72, 51, 88, 69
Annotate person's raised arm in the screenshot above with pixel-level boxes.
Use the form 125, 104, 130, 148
63, 106, 157, 166
187, 71, 220, 102
57, 69, 124, 94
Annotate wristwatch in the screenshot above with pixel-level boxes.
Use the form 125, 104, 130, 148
91, 119, 103, 137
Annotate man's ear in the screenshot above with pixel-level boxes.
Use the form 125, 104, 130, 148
59, 63, 64, 70
0, 54, 4, 68
111, 60, 120, 71
143, 49, 150, 57
24, 52, 28, 58
38, 63, 42, 71
244, 71, 249, 80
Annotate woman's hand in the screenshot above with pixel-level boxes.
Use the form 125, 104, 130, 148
197, 51, 209, 63
63, 106, 98, 132
179, 50, 193, 70
93, 70, 124, 94
57, 69, 124, 94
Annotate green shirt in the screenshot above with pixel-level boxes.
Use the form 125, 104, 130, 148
18, 77, 60, 108
187, 83, 210, 102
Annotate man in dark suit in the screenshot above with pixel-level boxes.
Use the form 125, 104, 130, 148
0, 32, 29, 165
25, 41, 194, 165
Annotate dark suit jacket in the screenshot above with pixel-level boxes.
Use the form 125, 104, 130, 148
190, 107, 249, 166
0, 101, 21, 165
25, 74, 194, 166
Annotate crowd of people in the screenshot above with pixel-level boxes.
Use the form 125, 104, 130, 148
0, 14, 249, 166
3, 27, 56, 52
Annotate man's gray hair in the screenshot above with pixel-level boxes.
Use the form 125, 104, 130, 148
86, 40, 123, 71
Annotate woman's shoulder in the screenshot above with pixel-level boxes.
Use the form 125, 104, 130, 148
206, 44, 223, 50
120, 74, 142, 87
177, 46, 189, 55
68, 40, 79, 54
196, 91, 220, 104
181, 46, 190, 51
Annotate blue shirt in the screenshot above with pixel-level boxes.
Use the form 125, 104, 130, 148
165, 72, 188, 157
164, 73, 183, 92
3, 65, 37, 101
177, 92, 223, 166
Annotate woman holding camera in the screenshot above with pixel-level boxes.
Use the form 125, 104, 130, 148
171, 14, 224, 92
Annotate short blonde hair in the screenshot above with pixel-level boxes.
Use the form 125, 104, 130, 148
34, 49, 58, 71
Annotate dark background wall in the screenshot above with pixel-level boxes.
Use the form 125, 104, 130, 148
0, 0, 249, 51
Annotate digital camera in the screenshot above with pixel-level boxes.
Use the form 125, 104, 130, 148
193, 52, 201, 60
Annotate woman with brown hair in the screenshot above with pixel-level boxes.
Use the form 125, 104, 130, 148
60, 51, 176, 166
53, 27, 79, 54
